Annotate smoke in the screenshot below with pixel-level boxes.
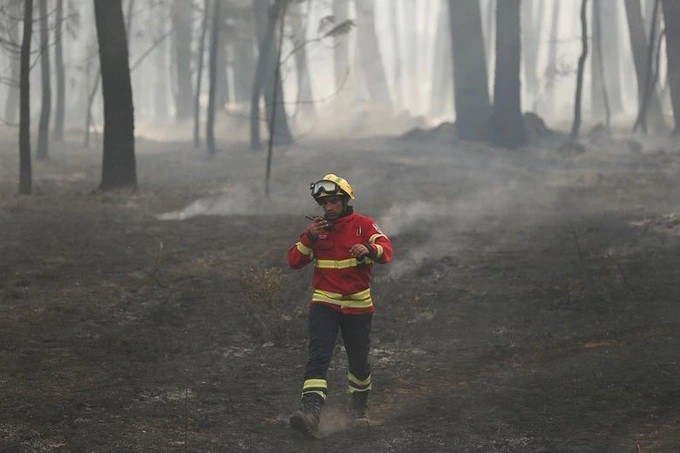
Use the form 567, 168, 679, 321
378, 179, 547, 280
155, 186, 254, 220
155, 184, 308, 220
378, 200, 445, 237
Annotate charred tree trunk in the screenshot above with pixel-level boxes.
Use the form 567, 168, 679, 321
5, 0, 21, 125
37, 0, 51, 160
250, 0, 293, 150
448, 0, 490, 141
265, 0, 293, 145
490, 0, 526, 148
194, 0, 210, 148
53, 0, 66, 142
624, 0, 667, 132
94, 0, 137, 190
206, 0, 221, 155
634, 0, 661, 133
172, 0, 194, 121
264, 0, 288, 197
662, 0, 680, 133
571, 0, 589, 140
250, 0, 266, 150
355, 0, 392, 109
19, 0, 33, 195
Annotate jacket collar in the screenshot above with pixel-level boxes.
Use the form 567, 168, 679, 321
331, 206, 355, 226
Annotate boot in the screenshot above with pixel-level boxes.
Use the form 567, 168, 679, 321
351, 391, 370, 423
289, 393, 323, 439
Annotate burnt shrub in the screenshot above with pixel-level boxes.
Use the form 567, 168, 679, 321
239, 266, 297, 344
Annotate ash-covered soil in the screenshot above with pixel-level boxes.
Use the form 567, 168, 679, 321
1, 128, 679, 452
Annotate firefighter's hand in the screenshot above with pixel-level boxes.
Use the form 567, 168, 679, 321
306, 217, 329, 238
349, 244, 369, 258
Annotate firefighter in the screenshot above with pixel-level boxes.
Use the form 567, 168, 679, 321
287, 174, 393, 438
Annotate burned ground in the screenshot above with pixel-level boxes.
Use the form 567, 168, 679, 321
1, 129, 679, 452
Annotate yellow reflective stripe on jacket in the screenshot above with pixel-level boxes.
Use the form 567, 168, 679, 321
296, 241, 314, 257
368, 234, 386, 259
315, 257, 374, 269
312, 288, 372, 309
368, 233, 385, 244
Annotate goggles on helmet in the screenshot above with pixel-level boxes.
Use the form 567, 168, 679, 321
310, 180, 343, 199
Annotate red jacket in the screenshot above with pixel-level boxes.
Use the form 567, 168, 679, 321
288, 210, 393, 314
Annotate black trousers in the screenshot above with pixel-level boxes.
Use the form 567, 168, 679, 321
302, 303, 372, 398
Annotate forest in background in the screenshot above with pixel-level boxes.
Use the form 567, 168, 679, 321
1, 0, 680, 195
1, 2, 680, 451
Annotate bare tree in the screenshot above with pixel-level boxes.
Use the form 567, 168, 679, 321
624, 0, 667, 132
265, 0, 289, 197
571, 0, 589, 140
194, 0, 210, 148
662, 0, 680, 133
4, 0, 21, 125
36, 0, 51, 160
206, 0, 221, 155
633, 0, 662, 133
490, 0, 526, 148
19, 0, 33, 195
250, 0, 293, 150
448, 0, 490, 141
94, 0, 137, 190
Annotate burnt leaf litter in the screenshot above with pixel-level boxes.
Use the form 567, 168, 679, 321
1, 132, 679, 452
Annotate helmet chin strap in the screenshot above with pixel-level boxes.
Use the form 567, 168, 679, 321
341, 197, 353, 216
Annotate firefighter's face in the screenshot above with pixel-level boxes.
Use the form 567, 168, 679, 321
320, 196, 344, 219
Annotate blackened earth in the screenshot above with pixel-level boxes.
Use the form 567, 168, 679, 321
1, 129, 679, 452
